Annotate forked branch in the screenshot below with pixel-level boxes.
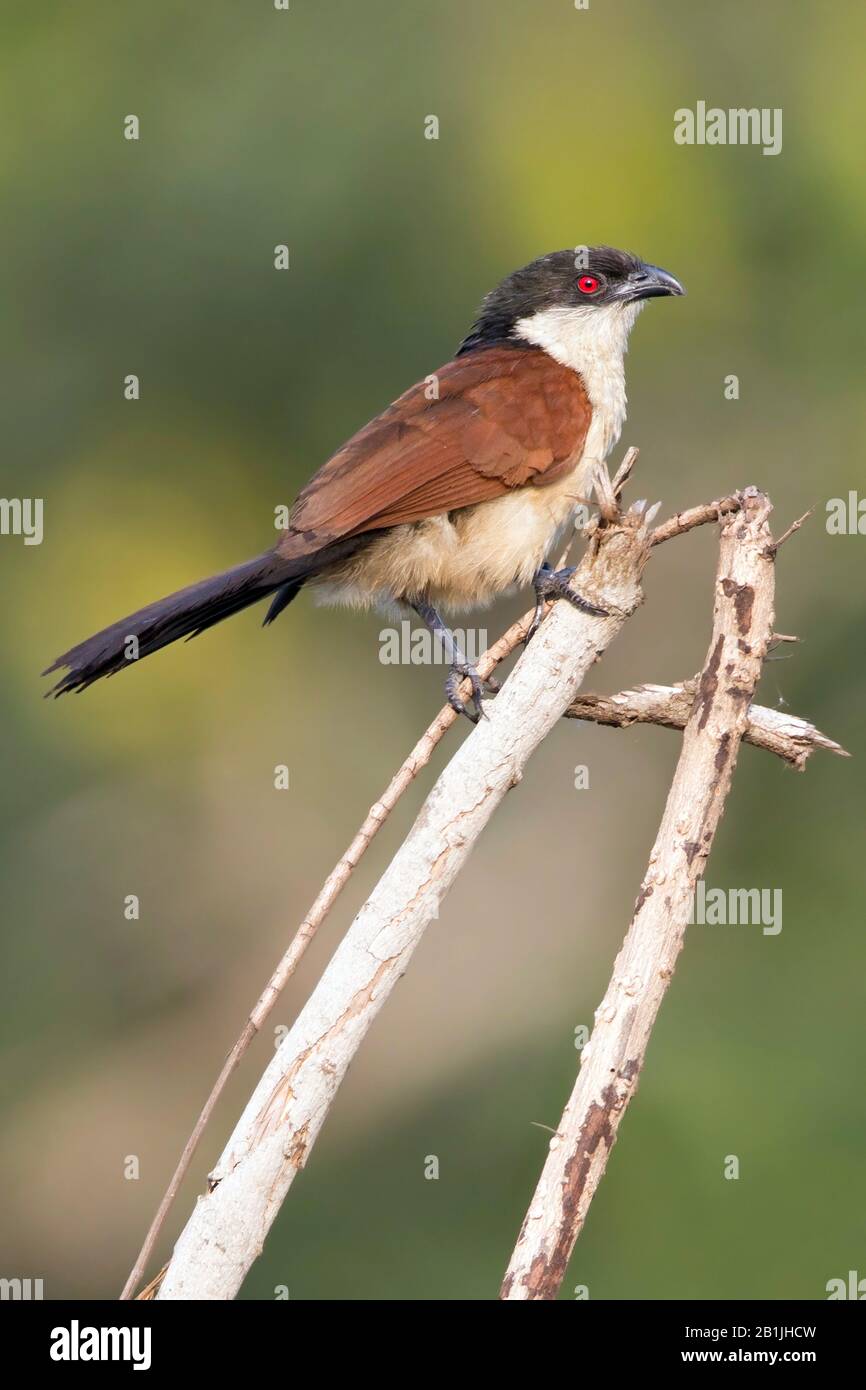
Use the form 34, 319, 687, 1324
123, 468, 842, 1300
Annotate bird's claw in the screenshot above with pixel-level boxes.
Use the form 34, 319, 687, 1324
524, 597, 547, 646
525, 563, 608, 644
446, 662, 493, 723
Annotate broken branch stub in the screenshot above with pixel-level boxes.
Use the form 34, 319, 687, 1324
565, 682, 847, 769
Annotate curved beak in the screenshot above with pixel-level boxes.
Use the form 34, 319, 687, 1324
625, 261, 685, 301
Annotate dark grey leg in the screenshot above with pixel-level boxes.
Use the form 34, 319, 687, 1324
412, 601, 497, 723
525, 563, 608, 644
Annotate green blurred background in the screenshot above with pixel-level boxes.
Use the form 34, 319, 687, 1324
1, 0, 863, 1300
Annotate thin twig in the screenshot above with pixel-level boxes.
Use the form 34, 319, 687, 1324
135, 1264, 168, 1301
650, 494, 740, 546
767, 507, 813, 553
501, 487, 779, 1299
611, 446, 640, 497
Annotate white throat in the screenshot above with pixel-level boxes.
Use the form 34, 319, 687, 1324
514, 300, 644, 462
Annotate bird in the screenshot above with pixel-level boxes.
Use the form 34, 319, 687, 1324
45, 246, 684, 719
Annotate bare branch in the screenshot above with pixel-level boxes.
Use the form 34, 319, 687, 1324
122, 587, 549, 1298
122, 475, 814, 1299
650, 495, 740, 546
501, 487, 779, 1300
565, 681, 848, 769
155, 502, 656, 1298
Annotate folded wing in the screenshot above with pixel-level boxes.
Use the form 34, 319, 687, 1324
280, 344, 591, 555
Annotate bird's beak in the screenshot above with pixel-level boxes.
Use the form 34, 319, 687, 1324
625, 262, 685, 301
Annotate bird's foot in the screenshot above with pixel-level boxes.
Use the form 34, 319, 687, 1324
525, 564, 609, 644
410, 599, 499, 722
446, 662, 497, 723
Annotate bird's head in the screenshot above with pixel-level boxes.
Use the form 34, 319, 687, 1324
458, 246, 684, 362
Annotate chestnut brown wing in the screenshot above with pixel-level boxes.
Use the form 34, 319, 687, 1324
281, 344, 591, 550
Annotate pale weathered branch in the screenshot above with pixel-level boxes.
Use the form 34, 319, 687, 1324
121, 603, 539, 1299
501, 487, 779, 1299
131, 666, 843, 1301
155, 502, 656, 1298
565, 681, 848, 769
128, 473, 667, 1299
124, 529, 591, 1298
124, 478, 841, 1298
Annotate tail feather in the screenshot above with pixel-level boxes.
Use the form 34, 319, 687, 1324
262, 580, 304, 626
44, 549, 300, 696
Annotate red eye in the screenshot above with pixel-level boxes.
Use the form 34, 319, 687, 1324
578, 274, 600, 295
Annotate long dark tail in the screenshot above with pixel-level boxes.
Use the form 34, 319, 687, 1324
44, 548, 306, 696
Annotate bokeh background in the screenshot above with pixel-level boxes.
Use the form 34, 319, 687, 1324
1, 0, 863, 1300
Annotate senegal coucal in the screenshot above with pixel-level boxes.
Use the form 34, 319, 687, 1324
46, 246, 684, 718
